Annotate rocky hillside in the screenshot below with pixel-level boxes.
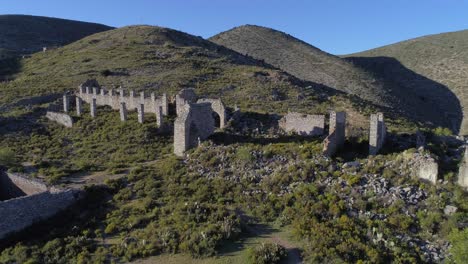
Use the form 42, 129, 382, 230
209, 25, 453, 132
345, 30, 468, 135
0, 15, 112, 59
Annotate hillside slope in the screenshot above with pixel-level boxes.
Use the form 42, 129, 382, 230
0, 25, 365, 118
0, 14, 112, 59
346, 30, 468, 134
209, 25, 452, 131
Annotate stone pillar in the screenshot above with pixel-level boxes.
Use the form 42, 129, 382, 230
140, 91, 145, 104
162, 93, 168, 115
100, 88, 105, 96
322, 111, 346, 157
120, 102, 127, 122
63, 94, 70, 112
76, 97, 83, 116
369, 113, 386, 155
458, 146, 468, 188
129, 90, 135, 109
92, 87, 98, 98
156, 106, 163, 127
119, 88, 125, 101
85, 87, 91, 94
137, 104, 144, 123
90, 98, 97, 118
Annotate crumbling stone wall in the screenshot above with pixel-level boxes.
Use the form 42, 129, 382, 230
176, 88, 197, 116
174, 103, 215, 156
369, 113, 386, 155
197, 98, 227, 128
77, 81, 168, 117
279, 112, 324, 136
323, 111, 346, 156
0, 189, 82, 240
45, 111, 73, 128
458, 146, 468, 188
0, 172, 47, 201
404, 151, 439, 184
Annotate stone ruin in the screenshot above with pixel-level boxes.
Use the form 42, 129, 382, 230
0, 172, 82, 240
197, 98, 227, 129
369, 113, 386, 155
404, 150, 439, 184
174, 103, 215, 157
279, 112, 325, 136
458, 146, 468, 188
323, 111, 346, 156
45, 111, 73, 128
176, 88, 197, 116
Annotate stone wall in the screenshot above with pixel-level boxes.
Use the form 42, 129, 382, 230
279, 112, 324, 136
323, 111, 346, 156
407, 151, 439, 184
174, 103, 215, 156
197, 98, 227, 128
369, 113, 386, 155
458, 146, 468, 188
76, 86, 168, 117
0, 189, 82, 240
0, 172, 48, 200
45, 111, 73, 128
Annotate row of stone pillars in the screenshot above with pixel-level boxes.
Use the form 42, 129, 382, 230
64, 94, 163, 125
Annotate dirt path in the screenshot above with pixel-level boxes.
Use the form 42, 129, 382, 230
242, 223, 302, 264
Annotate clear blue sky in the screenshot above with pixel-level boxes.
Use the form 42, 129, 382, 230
2, 0, 468, 54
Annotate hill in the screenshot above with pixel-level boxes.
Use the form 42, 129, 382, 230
345, 30, 468, 135
209, 25, 454, 132
0, 15, 112, 59
0, 25, 383, 123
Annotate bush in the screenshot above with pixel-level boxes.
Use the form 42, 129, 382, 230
448, 228, 468, 263
0, 147, 17, 167
247, 242, 287, 264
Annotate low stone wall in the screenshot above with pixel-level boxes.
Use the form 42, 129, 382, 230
0, 189, 82, 240
279, 112, 324, 136
46, 111, 73, 128
0, 172, 47, 200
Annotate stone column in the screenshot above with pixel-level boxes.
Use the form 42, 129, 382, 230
369, 113, 385, 155
90, 98, 97, 118
458, 146, 468, 188
323, 111, 346, 157
162, 93, 168, 115
140, 91, 145, 104
92, 87, 98, 98
156, 106, 163, 127
120, 102, 127, 122
76, 97, 83, 116
63, 94, 70, 112
137, 103, 144, 123
85, 87, 91, 94
129, 90, 135, 109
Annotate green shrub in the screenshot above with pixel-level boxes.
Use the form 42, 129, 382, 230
247, 242, 287, 264
0, 147, 17, 167
448, 228, 468, 264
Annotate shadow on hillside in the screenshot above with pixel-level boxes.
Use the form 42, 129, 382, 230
346, 56, 462, 134
0, 57, 22, 82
